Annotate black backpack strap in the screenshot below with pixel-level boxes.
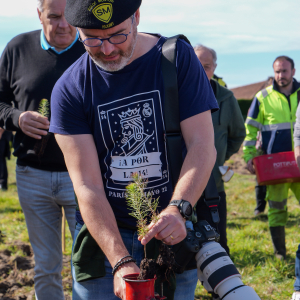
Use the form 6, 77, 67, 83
161, 34, 220, 227
297, 90, 300, 105
203, 174, 220, 225
161, 34, 190, 189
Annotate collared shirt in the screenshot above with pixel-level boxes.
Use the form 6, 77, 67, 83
40, 30, 79, 54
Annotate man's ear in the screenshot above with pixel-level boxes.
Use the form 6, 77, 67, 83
37, 8, 43, 24
135, 8, 140, 26
292, 68, 296, 77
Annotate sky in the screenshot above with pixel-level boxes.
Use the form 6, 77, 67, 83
0, 0, 299, 88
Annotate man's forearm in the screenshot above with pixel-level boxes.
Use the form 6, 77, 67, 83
76, 183, 130, 267
172, 140, 216, 207
0, 102, 22, 131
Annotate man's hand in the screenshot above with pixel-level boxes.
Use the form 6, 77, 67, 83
247, 158, 256, 174
139, 206, 187, 246
114, 262, 140, 299
19, 111, 49, 139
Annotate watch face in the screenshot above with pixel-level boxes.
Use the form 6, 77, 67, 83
182, 202, 193, 217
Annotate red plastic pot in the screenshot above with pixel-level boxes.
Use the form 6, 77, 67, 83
123, 273, 159, 300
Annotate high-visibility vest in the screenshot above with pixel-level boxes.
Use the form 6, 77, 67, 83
243, 81, 300, 163
212, 74, 227, 88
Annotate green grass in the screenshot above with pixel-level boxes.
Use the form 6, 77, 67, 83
195, 173, 300, 299
0, 156, 73, 255
1, 158, 300, 299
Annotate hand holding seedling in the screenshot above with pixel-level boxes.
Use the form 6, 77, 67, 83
19, 111, 49, 139
19, 99, 50, 139
140, 205, 187, 246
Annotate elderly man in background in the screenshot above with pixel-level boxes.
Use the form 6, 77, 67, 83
0, 0, 85, 298
194, 45, 246, 257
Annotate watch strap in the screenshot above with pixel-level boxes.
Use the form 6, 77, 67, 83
168, 200, 182, 207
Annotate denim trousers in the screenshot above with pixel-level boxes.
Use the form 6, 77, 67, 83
294, 244, 300, 290
72, 222, 198, 300
16, 165, 77, 300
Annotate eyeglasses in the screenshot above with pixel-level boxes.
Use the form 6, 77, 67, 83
78, 16, 134, 48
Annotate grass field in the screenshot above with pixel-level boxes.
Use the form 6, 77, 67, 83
1, 156, 300, 299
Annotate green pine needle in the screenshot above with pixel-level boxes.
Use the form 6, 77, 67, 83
125, 174, 160, 239
38, 99, 50, 118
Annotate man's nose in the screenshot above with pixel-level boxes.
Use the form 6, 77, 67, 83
101, 40, 115, 56
59, 16, 69, 28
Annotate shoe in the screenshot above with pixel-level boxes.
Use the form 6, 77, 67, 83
254, 210, 264, 216
292, 291, 300, 300
269, 226, 286, 260
0, 183, 8, 191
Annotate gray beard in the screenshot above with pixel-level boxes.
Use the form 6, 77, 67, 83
90, 29, 137, 72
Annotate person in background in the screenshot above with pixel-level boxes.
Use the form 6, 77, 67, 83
244, 56, 300, 260
292, 102, 300, 300
0, 128, 12, 191
194, 45, 228, 89
0, 0, 85, 298
212, 74, 227, 88
194, 44, 246, 258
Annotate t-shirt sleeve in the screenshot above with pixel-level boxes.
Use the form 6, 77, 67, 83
176, 39, 219, 122
49, 68, 92, 135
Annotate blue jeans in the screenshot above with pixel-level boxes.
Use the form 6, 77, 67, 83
294, 244, 300, 290
72, 223, 198, 300
16, 165, 76, 300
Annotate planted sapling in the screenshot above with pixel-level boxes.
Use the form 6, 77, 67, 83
125, 174, 175, 290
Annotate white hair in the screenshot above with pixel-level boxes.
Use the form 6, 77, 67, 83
194, 44, 217, 65
37, 0, 45, 12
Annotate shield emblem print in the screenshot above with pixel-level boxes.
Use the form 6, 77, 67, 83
92, 3, 113, 23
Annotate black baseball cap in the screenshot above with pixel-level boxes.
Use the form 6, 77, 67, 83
65, 0, 142, 30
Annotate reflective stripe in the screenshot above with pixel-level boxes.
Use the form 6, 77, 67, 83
261, 88, 268, 98
243, 140, 256, 147
245, 118, 262, 130
268, 199, 287, 210
267, 130, 276, 154
262, 122, 292, 132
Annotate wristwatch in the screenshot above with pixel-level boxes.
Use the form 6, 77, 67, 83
168, 200, 193, 219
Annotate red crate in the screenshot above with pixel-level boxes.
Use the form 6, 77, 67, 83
253, 151, 300, 185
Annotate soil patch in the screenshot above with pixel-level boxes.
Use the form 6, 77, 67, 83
225, 147, 250, 175
0, 241, 72, 300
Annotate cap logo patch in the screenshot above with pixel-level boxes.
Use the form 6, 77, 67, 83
92, 3, 113, 23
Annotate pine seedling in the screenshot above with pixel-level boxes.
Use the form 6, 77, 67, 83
34, 98, 50, 160
125, 173, 159, 239
38, 99, 50, 118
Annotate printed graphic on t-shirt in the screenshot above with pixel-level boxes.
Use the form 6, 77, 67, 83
98, 90, 169, 191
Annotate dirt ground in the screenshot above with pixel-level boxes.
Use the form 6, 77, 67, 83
225, 147, 249, 175
0, 148, 248, 299
0, 241, 72, 300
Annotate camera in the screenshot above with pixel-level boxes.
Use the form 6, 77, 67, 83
173, 220, 261, 300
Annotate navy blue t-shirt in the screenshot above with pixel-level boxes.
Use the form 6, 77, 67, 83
50, 35, 218, 228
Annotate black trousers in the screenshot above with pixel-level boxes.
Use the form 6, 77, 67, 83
0, 134, 8, 186
255, 185, 267, 213
196, 191, 229, 256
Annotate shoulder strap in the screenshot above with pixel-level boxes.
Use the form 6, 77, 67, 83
161, 35, 220, 225
297, 90, 300, 105
161, 35, 190, 189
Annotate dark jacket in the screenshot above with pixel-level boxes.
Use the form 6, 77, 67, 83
211, 79, 246, 192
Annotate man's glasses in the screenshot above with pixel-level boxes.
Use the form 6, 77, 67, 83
78, 16, 134, 48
